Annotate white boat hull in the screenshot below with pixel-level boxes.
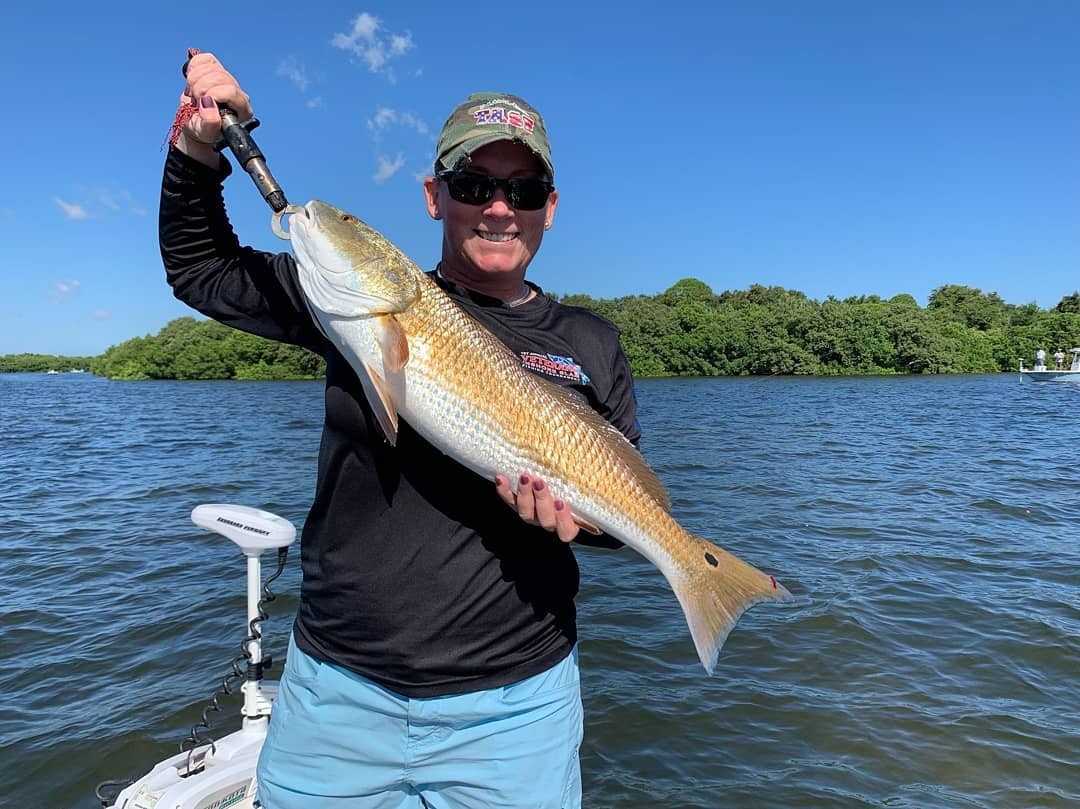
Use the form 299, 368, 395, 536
1020, 370, 1080, 383
104, 719, 268, 808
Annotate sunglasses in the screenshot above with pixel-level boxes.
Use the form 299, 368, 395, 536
437, 170, 554, 211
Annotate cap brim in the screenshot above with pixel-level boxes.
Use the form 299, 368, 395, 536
442, 132, 553, 178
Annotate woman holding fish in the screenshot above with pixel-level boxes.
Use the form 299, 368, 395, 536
164, 52, 643, 808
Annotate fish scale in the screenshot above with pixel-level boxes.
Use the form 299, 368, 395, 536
288, 200, 795, 673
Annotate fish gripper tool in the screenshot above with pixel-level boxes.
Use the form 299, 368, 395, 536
182, 49, 289, 214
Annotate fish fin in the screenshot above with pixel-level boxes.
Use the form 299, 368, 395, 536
573, 516, 603, 535
376, 315, 409, 372
667, 535, 794, 674
529, 376, 672, 512
357, 359, 399, 445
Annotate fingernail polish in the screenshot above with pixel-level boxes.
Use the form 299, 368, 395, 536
201, 95, 215, 108
554, 500, 565, 511
533, 480, 545, 492
519, 474, 529, 486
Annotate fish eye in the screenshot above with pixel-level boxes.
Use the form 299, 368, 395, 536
340, 214, 357, 223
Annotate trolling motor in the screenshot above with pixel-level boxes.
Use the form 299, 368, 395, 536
96, 505, 296, 809
188, 505, 296, 730
181, 49, 289, 213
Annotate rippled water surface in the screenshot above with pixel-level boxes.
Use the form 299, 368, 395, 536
1, 372, 1077, 808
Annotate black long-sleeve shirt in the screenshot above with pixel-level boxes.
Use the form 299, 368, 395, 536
159, 147, 640, 697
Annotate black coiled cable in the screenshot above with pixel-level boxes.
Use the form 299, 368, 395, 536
179, 547, 289, 776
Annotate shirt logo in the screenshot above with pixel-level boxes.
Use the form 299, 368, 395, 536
474, 106, 536, 133
520, 352, 591, 384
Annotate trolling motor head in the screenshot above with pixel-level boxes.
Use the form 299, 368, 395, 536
189, 504, 294, 704
191, 503, 296, 556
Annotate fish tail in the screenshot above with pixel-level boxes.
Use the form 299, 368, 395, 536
668, 535, 794, 675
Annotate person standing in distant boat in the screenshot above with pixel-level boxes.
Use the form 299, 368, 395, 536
1053, 348, 1065, 370
1035, 348, 1047, 370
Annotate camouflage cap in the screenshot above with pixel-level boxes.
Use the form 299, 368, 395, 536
434, 92, 554, 180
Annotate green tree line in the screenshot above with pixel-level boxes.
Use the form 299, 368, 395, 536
5, 283, 1079, 380
563, 282, 1080, 376
0, 354, 95, 373
88, 317, 325, 380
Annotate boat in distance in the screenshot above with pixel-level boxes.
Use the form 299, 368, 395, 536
1019, 348, 1080, 382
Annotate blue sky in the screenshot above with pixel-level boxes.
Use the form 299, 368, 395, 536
2, 1, 1078, 356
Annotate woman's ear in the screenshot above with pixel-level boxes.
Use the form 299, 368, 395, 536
423, 176, 442, 220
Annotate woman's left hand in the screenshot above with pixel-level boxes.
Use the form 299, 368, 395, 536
494, 473, 579, 543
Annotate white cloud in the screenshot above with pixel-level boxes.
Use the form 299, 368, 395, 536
56, 188, 144, 220
389, 34, 412, 57
331, 13, 415, 74
365, 108, 434, 185
48, 280, 81, 302
367, 107, 434, 181
307, 96, 325, 110
370, 107, 395, 129
374, 154, 406, 183
55, 198, 90, 221
368, 107, 429, 136
277, 57, 311, 92
93, 309, 111, 320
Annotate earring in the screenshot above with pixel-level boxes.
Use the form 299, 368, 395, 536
544, 221, 552, 230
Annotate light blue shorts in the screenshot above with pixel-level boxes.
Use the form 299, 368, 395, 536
255, 636, 583, 808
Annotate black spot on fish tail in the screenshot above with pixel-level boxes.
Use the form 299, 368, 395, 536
704, 552, 718, 567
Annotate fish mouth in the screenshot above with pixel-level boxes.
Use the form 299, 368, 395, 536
273, 203, 310, 240
475, 230, 518, 243
277, 202, 313, 241
287, 207, 312, 257
296, 202, 317, 227
291, 201, 323, 228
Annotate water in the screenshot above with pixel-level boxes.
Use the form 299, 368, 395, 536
1, 372, 1076, 808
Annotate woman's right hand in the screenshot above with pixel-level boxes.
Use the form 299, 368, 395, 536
174, 52, 253, 167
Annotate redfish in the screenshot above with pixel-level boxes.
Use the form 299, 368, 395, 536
284, 200, 793, 673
